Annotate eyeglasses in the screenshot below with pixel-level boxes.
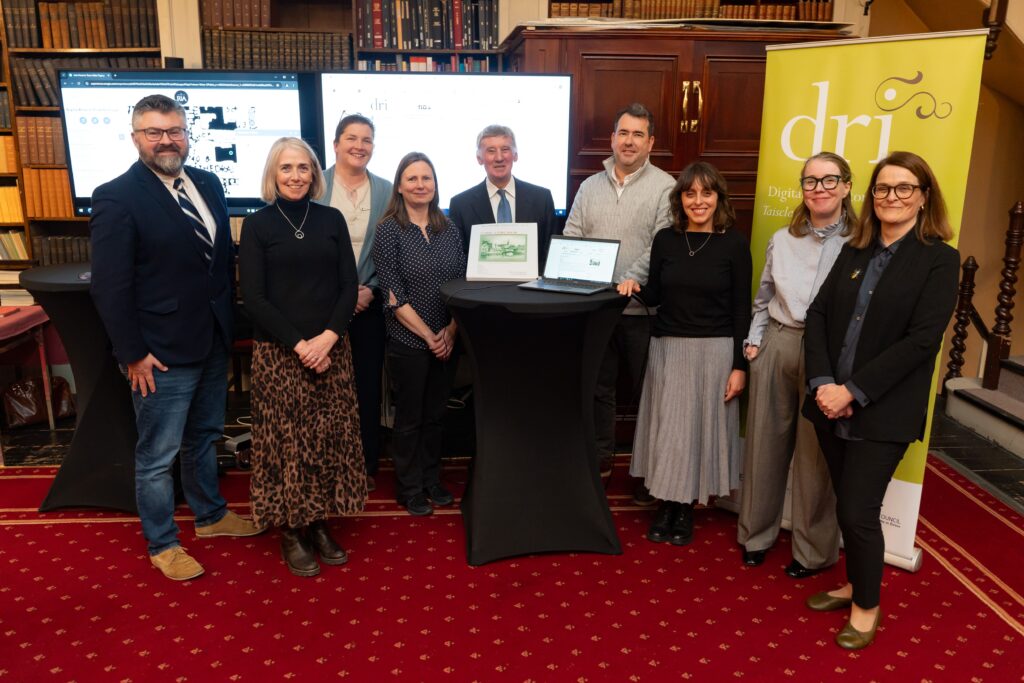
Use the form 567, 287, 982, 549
870, 183, 921, 200
800, 175, 842, 191
134, 127, 187, 142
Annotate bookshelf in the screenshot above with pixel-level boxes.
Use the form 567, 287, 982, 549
0, 0, 161, 272
548, 0, 836, 21
199, 0, 505, 73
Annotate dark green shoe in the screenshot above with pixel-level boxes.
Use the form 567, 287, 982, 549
805, 591, 853, 612
835, 611, 881, 650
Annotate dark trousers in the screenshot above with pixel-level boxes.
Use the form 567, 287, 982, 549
387, 340, 455, 503
348, 299, 386, 475
814, 425, 908, 609
595, 314, 651, 461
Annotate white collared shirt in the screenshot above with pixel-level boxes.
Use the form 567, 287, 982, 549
607, 158, 650, 198
486, 176, 516, 222
154, 168, 218, 242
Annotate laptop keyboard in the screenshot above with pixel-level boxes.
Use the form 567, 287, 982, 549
533, 279, 604, 294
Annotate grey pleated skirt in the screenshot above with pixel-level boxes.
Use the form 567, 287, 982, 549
629, 336, 742, 505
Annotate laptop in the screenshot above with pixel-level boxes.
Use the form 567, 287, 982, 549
518, 235, 621, 295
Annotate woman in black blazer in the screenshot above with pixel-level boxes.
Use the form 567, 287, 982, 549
801, 151, 959, 650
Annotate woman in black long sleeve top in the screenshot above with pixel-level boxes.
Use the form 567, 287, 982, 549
619, 162, 752, 547
239, 137, 366, 578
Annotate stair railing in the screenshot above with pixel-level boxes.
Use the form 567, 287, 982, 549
944, 201, 1024, 392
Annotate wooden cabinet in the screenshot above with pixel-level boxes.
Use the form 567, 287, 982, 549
505, 26, 841, 238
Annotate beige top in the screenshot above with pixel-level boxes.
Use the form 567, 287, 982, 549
330, 175, 371, 261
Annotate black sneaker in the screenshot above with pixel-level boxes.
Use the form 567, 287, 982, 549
647, 501, 677, 543
403, 493, 433, 516
425, 484, 454, 506
670, 503, 693, 546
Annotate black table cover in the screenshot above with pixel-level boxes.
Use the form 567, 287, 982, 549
441, 280, 627, 565
21, 263, 138, 512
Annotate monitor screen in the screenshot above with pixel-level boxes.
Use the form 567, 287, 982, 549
58, 70, 320, 216
543, 236, 620, 283
319, 72, 572, 213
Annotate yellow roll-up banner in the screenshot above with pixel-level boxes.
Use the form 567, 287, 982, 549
752, 30, 987, 571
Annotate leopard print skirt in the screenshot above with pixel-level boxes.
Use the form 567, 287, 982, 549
249, 339, 367, 528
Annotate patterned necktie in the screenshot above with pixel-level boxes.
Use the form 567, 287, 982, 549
496, 188, 512, 223
173, 177, 213, 263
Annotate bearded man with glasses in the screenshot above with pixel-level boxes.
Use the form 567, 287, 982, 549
90, 94, 264, 582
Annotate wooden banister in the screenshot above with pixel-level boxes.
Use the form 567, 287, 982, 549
944, 256, 978, 391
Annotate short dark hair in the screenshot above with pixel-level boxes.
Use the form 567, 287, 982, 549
613, 102, 654, 137
132, 94, 185, 126
334, 114, 375, 143
669, 161, 736, 234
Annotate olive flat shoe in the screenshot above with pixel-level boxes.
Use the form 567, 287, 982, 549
806, 591, 854, 612
836, 611, 881, 650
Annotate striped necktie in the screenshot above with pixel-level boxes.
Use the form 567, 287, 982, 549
496, 188, 512, 223
173, 177, 213, 263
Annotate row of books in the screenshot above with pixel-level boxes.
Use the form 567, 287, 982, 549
0, 96, 10, 129
2, 0, 159, 48
355, 55, 495, 72
23, 168, 74, 219
200, 0, 271, 28
202, 28, 351, 71
548, 0, 833, 20
0, 137, 17, 173
356, 0, 501, 51
0, 289, 35, 305
32, 235, 91, 266
0, 187, 24, 223
16, 117, 66, 167
0, 230, 29, 260
11, 56, 161, 108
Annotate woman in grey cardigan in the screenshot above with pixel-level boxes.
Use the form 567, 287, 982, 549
318, 114, 393, 491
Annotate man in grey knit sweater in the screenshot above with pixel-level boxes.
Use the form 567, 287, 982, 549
563, 102, 674, 482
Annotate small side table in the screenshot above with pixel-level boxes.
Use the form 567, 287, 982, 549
0, 305, 56, 466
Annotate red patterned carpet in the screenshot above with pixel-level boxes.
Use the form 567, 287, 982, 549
1, 455, 1023, 682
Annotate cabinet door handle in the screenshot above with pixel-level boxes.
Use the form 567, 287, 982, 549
680, 81, 691, 133
690, 81, 704, 134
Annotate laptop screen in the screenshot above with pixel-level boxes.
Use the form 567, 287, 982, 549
544, 236, 620, 283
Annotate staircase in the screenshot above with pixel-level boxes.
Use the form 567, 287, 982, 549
946, 356, 1024, 458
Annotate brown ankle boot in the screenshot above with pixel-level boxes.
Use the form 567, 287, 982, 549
280, 527, 319, 577
308, 520, 348, 566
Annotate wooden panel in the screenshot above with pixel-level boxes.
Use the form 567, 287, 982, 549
273, 0, 352, 33
694, 56, 766, 170
512, 37, 563, 73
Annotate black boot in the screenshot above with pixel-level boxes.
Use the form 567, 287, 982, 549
308, 520, 348, 566
647, 501, 678, 543
280, 527, 320, 577
670, 503, 694, 546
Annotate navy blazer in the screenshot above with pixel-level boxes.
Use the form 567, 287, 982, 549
802, 236, 959, 443
90, 160, 234, 365
448, 177, 558, 265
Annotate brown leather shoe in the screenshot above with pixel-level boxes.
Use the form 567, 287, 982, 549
196, 510, 265, 538
150, 546, 204, 581
280, 527, 320, 577
806, 591, 854, 612
836, 610, 881, 650
308, 520, 348, 566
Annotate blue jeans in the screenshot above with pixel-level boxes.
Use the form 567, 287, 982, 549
132, 348, 229, 555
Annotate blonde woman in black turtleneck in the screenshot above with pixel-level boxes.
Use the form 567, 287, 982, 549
239, 137, 366, 578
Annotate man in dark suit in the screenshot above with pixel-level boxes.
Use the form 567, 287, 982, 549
90, 94, 263, 582
448, 124, 558, 266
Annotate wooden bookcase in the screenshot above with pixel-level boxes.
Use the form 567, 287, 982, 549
548, 0, 836, 21
0, 0, 161, 274
198, 0, 505, 73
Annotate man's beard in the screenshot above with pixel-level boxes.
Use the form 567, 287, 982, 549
144, 143, 187, 176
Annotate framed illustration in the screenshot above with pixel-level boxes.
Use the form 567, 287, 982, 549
466, 223, 539, 282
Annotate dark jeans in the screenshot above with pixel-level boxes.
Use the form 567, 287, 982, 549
387, 340, 455, 503
595, 314, 652, 461
348, 298, 385, 475
131, 347, 230, 555
814, 425, 907, 609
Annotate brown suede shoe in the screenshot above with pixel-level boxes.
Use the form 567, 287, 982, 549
836, 610, 881, 650
150, 546, 204, 581
195, 510, 265, 538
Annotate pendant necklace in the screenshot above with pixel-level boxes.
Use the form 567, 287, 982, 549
276, 201, 310, 239
684, 231, 712, 257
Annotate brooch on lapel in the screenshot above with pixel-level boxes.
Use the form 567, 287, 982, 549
850, 269, 862, 280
